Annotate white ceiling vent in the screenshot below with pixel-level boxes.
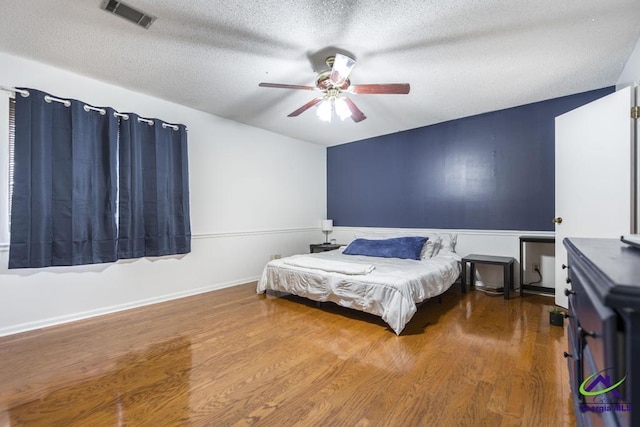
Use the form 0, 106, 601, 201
100, 0, 156, 29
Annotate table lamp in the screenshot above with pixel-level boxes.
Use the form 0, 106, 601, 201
321, 220, 333, 244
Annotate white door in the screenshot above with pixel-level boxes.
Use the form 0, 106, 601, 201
555, 86, 637, 308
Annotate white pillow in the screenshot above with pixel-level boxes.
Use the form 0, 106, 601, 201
434, 233, 458, 256
421, 236, 442, 258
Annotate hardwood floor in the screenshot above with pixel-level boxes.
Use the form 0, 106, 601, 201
0, 283, 574, 426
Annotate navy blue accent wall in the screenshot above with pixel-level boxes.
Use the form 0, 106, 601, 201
327, 87, 614, 231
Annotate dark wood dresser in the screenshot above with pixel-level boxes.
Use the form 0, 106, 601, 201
563, 238, 640, 426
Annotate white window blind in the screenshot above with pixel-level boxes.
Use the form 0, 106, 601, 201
8, 98, 15, 221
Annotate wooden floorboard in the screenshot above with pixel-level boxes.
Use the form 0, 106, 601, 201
0, 282, 575, 426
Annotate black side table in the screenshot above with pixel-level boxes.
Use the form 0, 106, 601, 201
461, 254, 515, 300
310, 243, 342, 253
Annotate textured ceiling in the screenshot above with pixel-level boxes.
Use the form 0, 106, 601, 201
1, 0, 639, 146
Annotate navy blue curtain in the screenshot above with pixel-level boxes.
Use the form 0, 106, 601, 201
118, 114, 191, 258
9, 89, 118, 268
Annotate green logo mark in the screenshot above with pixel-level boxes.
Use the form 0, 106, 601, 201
579, 368, 626, 399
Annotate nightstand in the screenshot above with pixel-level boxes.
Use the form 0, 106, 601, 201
461, 254, 515, 300
310, 243, 342, 253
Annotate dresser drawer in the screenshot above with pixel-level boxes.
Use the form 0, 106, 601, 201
572, 268, 618, 381
566, 321, 582, 398
565, 263, 584, 329
567, 293, 578, 337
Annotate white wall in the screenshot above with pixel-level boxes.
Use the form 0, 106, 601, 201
617, 34, 640, 88
0, 52, 327, 336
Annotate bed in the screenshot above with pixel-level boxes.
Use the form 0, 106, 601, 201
256, 234, 461, 334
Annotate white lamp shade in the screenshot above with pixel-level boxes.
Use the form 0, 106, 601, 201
330, 54, 356, 87
334, 98, 351, 121
321, 219, 334, 232
316, 100, 332, 122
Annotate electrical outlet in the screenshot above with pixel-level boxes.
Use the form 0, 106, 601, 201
270, 254, 281, 260
533, 263, 540, 271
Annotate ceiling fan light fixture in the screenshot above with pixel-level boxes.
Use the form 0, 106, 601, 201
316, 96, 352, 123
258, 51, 408, 123
316, 99, 332, 122
330, 54, 356, 87
334, 97, 351, 121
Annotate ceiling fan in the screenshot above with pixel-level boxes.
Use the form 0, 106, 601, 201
258, 53, 410, 123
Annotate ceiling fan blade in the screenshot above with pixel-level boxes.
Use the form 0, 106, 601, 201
288, 97, 324, 117
259, 82, 315, 91
349, 84, 410, 94
343, 98, 367, 122
330, 53, 356, 87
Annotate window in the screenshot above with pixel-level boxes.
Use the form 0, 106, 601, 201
8, 89, 191, 268
8, 98, 15, 221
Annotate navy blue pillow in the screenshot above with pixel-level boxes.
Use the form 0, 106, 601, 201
343, 236, 428, 260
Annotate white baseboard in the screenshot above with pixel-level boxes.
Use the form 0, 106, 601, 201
0, 275, 260, 338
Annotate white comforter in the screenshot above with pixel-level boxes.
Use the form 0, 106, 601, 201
257, 248, 461, 335
283, 256, 375, 275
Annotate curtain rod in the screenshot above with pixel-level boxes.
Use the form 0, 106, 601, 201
0, 86, 29, 97
2, 85, 184, 130
84, 105, 106, 116
162, 122, 179, 130
44, 95, 71, 107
